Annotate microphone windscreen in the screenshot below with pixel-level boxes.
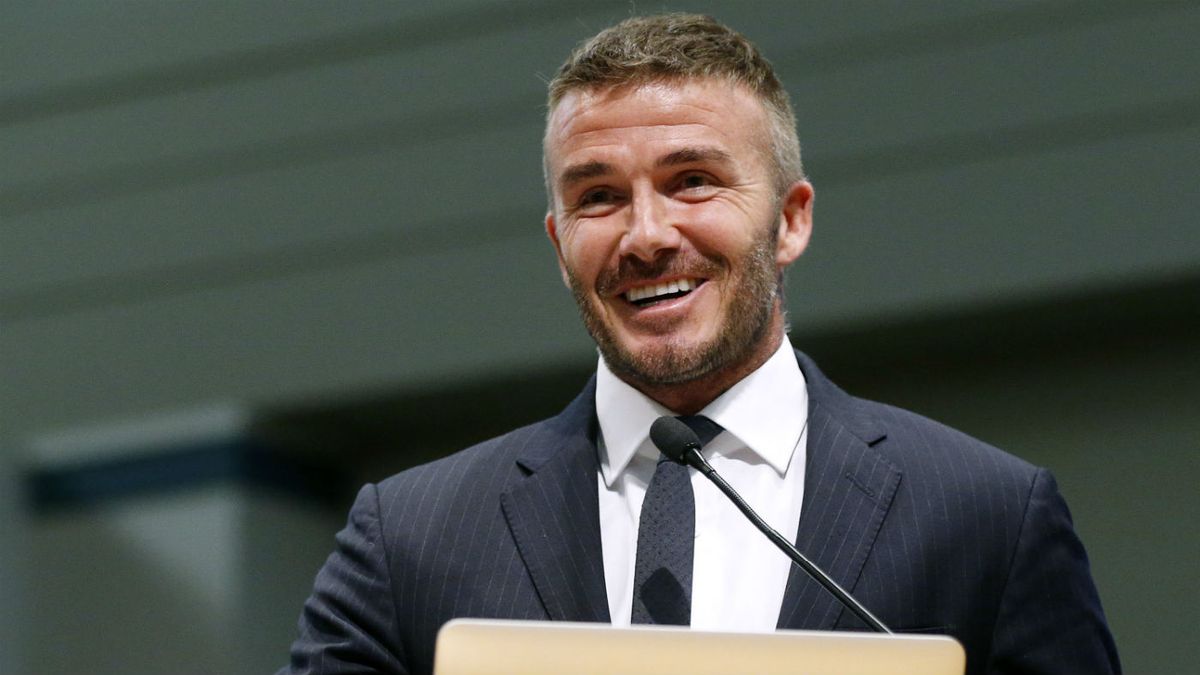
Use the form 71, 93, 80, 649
649, 416, 699, 463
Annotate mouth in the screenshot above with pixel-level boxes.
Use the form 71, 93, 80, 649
623, 277, 704, 308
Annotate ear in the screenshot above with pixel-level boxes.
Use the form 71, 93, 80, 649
545, 211, 572, 288
775, 180, 814, 267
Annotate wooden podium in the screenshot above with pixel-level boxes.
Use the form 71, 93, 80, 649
434, 619, 964, 675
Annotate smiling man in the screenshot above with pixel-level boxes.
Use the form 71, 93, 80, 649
545, 77, 811, 413
281, 14, 1119, 675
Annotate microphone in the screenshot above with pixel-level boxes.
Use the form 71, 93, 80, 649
649, 416, 892, 634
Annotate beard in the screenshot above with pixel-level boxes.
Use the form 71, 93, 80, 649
566, 224, 780, 388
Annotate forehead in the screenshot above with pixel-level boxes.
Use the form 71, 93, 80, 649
544, 79, 771, 172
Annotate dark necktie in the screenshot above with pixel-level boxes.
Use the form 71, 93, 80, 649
631, 415, 723, 625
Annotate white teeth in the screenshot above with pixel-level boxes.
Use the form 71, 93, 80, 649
625, 278, 699, 303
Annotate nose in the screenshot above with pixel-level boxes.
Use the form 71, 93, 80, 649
618, 189, 681, 262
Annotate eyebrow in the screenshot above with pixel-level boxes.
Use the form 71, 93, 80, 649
657, 146, 733, 168
558, 161, 613, 191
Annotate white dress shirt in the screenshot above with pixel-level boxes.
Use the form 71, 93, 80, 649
595, 340, 808, 631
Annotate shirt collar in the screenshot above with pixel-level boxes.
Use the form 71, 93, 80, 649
595, 339, 808, 487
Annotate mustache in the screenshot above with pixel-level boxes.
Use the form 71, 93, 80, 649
595, 252, 722, 295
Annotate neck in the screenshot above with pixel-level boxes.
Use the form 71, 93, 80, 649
626, 316, 788, 416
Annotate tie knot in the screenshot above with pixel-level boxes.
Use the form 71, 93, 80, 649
677, 415, 723, 447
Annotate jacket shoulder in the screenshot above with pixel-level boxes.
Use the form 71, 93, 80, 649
372, 418, 551, 513
374, 374, 596, 501
858, 396, 1039, 481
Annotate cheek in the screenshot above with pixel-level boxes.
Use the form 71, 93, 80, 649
685, 198, 765, 239
685, 217, 758, 262
560, 223, 620, 277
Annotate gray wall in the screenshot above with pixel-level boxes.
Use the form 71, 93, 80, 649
0, 453, 25, 674
2, 2, 1196, 673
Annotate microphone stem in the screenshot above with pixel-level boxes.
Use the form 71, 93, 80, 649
686, 450, 892, 634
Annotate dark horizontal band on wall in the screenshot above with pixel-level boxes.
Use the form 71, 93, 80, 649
27, 439, 347, 514
256, 270, 1200, 476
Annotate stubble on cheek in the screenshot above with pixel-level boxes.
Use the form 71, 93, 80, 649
564, 231, 780, 388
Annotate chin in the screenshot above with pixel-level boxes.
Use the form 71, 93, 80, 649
604, 335, 729, 387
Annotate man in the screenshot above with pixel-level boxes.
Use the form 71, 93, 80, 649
281, 14, 1120, 675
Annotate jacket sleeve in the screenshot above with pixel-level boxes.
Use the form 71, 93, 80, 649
279, 483, 407, 675
987, 468, 1121, 674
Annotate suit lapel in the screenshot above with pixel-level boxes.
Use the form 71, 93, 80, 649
495, 354, 898, 629
777, 352, 902, 631
500, 380, 611, 623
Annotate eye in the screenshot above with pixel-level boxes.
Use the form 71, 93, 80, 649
673, 171, 719, 199
570, 186, 623, 217
580, 187, 615, 206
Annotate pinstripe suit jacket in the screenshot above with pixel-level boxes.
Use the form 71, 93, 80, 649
282, 351, 1119, 675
